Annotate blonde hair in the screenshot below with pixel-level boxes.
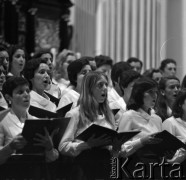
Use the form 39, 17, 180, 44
78, 71, 115, 129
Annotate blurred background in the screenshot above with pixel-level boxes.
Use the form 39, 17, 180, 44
0, 0, 186, 80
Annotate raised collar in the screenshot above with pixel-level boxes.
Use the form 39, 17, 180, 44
137, 108, 151, 121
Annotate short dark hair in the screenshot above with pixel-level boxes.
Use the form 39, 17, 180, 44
2, 76, 29, 97
67, 58, 90, 87
24, 58, 48, 89
111, 61, 131, 85
158, 76, 180, 91
33, 49, 53, 61
0, 46, 8, 52
119, 70, 141, 89
143, 68, 162, 79
159, 58, 176, 72
127, 57, 143, 68
95, 55, 113, 68
8, 45, 27, 72
172, 89, 186, 118
80, 56, 96, 71
127, 77, 157, 110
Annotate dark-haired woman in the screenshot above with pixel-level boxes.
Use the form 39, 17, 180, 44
24, 58, 56, 112
118, 77, 162, 178
7, 45, 26, 78
163, 90, 186, 164
155, 76, 180, 122
57, 58, 91, 110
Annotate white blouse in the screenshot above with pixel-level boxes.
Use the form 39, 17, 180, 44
30, 90, 56, 112
118, 108, 162, 156
163, 116, 186, 143
58, 106, 114, 157
0, 110, 59, 164
57, 89, 79, 110
0, 111, 34, 164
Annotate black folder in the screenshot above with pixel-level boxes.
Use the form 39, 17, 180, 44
146, 130, 186, 156
19, 117, 70, 154
56, 102, 73, 117
28, 103, 73, 118
44, 91, 60, 106
112, 109, 120, 116
0, 106, 6, 111
76, 124, 140, 146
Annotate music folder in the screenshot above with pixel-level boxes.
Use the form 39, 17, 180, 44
44, 91, 60, 106
76, 124, 140, 146
28, 102, 73, 118
145, 130, 186, 156
18, 117, 70, 154
112, 109, 120, 116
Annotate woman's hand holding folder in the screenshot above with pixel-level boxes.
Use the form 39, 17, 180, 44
33, 127, 59, 151
9, 134, 27, 151
141, 133, 162, 146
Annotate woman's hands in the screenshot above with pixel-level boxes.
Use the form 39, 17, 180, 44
33, 127, 58, 151
9, 134, 27, 150
165, 148, 186, 164
141, 133, 162, 146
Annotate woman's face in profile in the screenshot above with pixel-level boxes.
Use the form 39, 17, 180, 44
143, 88, 158, 109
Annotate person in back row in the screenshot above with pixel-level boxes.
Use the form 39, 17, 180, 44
159, 58, 177, 78
127, 57, 143, 74
57, 57, 92, 110
7, 45, 26, 78
155, 76, 180, 122
33, 49, 62, 99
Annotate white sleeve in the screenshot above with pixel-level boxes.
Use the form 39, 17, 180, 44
162, 118, 176, 136
0, 124, 14, 164
58, 111, 88, 157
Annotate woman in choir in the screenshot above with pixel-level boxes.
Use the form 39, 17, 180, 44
57, 57, 92, 110
163, 89, 186, 164
155, 76, 180, 121
24, 58, 56, 112
0, 76, 59, 164
7, 45, 26, 78
53, 49, 77, 93
0, 77, 29, 164
118, 77, 162, 179
58, 71, 120, 180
